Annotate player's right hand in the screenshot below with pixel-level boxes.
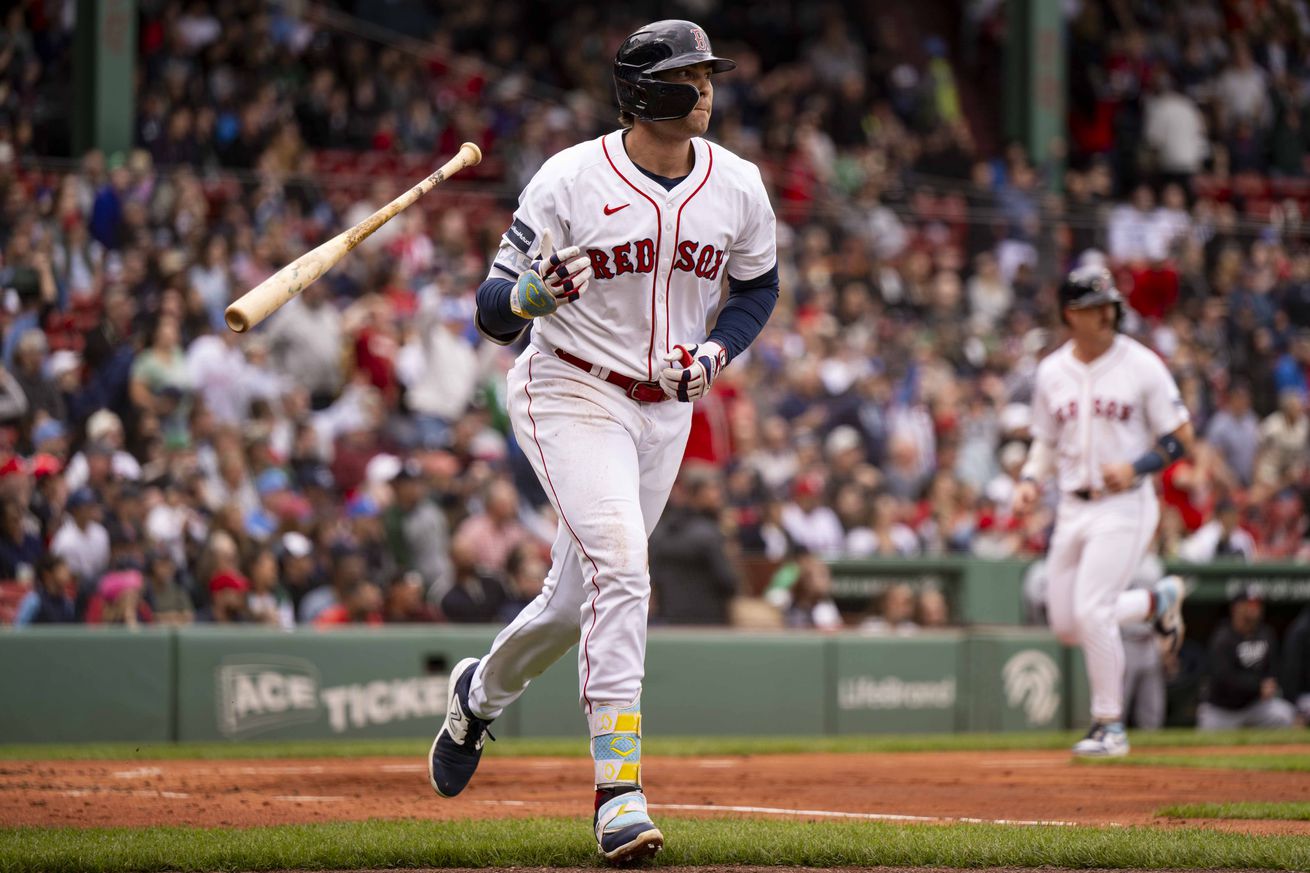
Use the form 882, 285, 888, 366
510, 229, 593, 319
1011, 479, 1040, 516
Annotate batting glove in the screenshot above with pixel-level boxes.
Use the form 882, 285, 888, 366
510, 228, 593, 319
659, 341, 727, 402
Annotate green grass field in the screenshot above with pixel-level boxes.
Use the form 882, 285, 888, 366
1159, 802, 1310, 821
4, 730, 1309, 872
3, 817, 1309, 873
1085, 752, 1310, 772
0, 726, 1303, 761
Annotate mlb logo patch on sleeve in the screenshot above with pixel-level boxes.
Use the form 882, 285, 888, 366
506, 218, 536, 254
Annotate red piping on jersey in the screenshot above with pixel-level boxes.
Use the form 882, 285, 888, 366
525, 351, 603, 713
602, 134, 663, 381
666, 143, 714, 351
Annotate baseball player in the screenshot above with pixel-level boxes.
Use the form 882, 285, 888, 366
1012, 265, 1192, 757
427, 20, 777, 863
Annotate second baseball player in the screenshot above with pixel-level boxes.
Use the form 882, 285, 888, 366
1013, 265, 1192, 758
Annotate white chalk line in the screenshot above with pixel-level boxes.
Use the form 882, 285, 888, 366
468, 797, 1082, 827
57, 788, 191, 799
380, 763, 426, 773
270, 795, 345, 802
656, 803, 1082, 827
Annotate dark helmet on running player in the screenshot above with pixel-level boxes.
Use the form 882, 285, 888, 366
614, 20, 736, 122
1059, 264, 1124, 328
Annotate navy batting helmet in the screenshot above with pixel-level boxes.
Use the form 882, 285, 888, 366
614, 20, 736, 122
1059, 264, 1124, 327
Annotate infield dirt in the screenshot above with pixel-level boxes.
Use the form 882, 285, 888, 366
4, 747, 1308, 834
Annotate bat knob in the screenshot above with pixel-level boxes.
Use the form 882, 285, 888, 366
460, 142, 483, 166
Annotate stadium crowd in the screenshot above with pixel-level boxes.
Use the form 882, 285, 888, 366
0, 1, 1307, 648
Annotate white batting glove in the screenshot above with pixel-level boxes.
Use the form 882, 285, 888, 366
659, 341, 727, 402
510, 228, 594, 319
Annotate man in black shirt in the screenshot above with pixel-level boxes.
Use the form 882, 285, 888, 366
1197, 585, 1296, 729
649, 466, 740, 626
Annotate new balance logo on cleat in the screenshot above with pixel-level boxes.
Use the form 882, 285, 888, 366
428, 658, 495, 798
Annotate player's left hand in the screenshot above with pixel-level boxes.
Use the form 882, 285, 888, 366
659, 341, 727, 402
1100, 461, 1136, 493
510, 229, 594, 319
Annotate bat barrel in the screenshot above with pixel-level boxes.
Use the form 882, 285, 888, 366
223, 142, 482, 333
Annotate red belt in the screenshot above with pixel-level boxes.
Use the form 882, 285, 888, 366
553, 349, 669, 403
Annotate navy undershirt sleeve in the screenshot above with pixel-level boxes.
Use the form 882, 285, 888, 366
475, 277, 529, 343
708, 263, 779, 363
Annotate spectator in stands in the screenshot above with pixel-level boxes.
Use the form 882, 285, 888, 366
0, 496, 42, 580
649, 466, 740, 626
11, 329, 62, 429
314, 578, 384, 626
199, 569, 251, 624
264, 284, 343, 407
49, 486, 109, 589
1179, 498, 1256, 562
845, 492, 919, 557
781, 470, 844, 557
246, 547, 294, 629
766, 547, 843, 631
916, 587, 950, 629
859, 582, 919, 635
277, 531, 320, 618
498, 541, 546, 625
1255, 388, 1308, 493
1142, 73, 1208, 182
1204, 381, 1260, 487
13, 554, 76, 625
440, 538, 507, 624
129, 314, 192, 425
1214, 38, 1271, 135
86, 569, 151, 627
451, 477, 532, 576
383, 458, 453, 602
143, 547, 193, 626
1198, 585, 1296, 730
385, 571, 440, 623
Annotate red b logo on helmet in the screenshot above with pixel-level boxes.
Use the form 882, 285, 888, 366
690, 26, 709, 52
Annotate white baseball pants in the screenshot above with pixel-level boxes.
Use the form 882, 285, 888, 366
1046, 486, 1159, 723
468, 348, 691, 719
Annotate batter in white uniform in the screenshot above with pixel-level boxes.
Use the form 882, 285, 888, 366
1013, 266, 1192, 758
428, 19, 778, 863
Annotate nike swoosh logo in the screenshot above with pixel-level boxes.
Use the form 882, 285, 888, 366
604, 203, 629, 215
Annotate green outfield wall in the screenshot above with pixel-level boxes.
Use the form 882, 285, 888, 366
3, 560, 1304, 744
826, 558, 1310, 619
1, 626, 1075, 743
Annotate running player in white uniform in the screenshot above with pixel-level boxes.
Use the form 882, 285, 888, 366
428, 20, 778, 862
1012, 266, 1192, 757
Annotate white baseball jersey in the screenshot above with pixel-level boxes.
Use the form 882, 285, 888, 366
1034, 334, 1187, 727
1030, 335, 1190, 494
487, 129, 777, 380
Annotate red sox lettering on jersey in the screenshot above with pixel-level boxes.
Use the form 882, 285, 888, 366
1031, 335, 1189, 494
487, 131, 776, 381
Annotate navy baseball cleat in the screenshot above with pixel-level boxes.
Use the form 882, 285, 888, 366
428, 657, 495, 798
1153, 575, 1186, 657
595, 789, 663, 864
1071, 720, 1129, 758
